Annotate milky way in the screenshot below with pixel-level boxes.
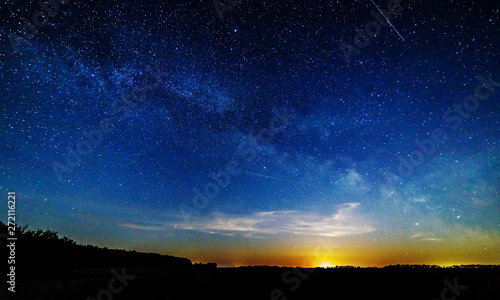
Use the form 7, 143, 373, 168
1, 0, 499, 266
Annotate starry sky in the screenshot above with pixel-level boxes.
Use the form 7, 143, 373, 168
0, 0, 499, 267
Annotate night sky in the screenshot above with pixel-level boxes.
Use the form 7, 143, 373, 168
1, 0, 499, 267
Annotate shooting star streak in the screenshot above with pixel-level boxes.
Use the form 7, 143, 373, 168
316, 48, 348, 56
369, 0, 405, 42
244, 171, 300, 183
243, 171, 321, 188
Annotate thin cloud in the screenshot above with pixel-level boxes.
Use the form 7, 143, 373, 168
410, 232, 445, 242
174, 202, 375, 237
410, 233, 425, 238
118, 203, 375, 238
119, 223, 165, 231
421, 238, 445, 242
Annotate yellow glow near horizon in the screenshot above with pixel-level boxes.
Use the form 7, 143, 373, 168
129, 226, 500, 268
318, 262, 336, 268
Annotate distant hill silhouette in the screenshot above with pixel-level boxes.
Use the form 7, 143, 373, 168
0, 222, 192, 278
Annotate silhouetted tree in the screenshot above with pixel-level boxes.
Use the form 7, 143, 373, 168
0, 222, 192, 278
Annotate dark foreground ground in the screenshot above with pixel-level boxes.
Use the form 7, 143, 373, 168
1, 266, 499, 300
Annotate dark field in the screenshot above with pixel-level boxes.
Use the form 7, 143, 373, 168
2, 266, 499, 300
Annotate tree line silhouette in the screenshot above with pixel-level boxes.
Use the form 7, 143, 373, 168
0, 222, 192, 278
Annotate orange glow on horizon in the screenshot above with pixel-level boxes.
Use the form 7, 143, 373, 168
132, 230, 500, 268
318, 262, 336, 268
